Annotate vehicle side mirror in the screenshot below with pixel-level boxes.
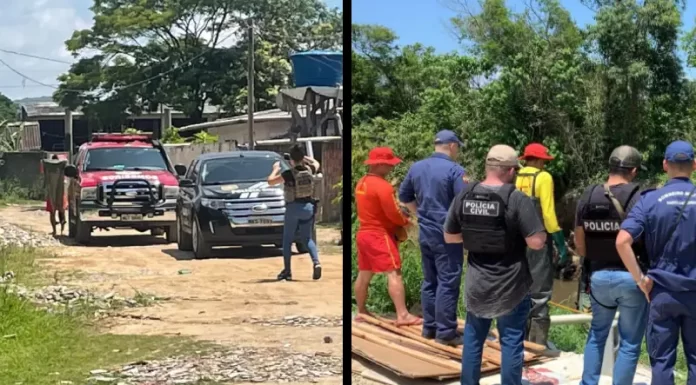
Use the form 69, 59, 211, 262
179, 179, 194, 188
64, 165, 77, 178
174, 164, 187, 176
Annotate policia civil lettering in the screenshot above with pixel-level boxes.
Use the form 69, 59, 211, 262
578, 182, 643, 308
459, 183, 521, 255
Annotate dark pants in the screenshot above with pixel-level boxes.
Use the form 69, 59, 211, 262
526, 236, 554, 346
647, 286, 696, 385
461, 296, 531, 385
420, 233, 464, 341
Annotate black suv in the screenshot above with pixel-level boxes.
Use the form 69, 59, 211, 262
176, 151, 317, 259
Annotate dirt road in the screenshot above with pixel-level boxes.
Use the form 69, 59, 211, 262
0, 205, 343, 383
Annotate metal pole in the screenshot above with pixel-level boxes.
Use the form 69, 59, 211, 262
64, 109, 73, 162
247, 20, 255, 150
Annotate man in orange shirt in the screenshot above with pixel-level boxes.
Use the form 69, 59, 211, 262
354, 147, 422, 326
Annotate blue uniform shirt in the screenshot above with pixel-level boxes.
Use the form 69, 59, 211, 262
622, 177, 696, 292
398, 153, 466, 239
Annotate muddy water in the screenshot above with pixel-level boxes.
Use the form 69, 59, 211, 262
551, 278, 581, 308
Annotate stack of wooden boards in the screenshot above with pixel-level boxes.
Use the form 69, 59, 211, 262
351, 314, 549, 380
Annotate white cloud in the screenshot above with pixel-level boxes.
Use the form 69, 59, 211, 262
0, 0, 93, 100
0, 0, 343, 101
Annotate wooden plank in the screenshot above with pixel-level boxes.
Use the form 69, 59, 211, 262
352, 329, 462, 371
353, 323, 460, 360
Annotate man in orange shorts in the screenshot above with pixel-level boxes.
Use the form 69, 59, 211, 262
354, 147, 422, 326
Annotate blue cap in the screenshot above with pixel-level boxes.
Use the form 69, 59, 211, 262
665, 140, 695, 163
434, 130, 463, 146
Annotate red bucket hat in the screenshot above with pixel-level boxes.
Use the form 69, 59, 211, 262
520, 143, 555, 160
364, 147, 402, 166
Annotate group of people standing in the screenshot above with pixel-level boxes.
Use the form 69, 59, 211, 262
353, 132, 696, 385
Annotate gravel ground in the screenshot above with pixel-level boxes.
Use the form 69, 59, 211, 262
87, 349, 343, 384
244, 315, 343, 328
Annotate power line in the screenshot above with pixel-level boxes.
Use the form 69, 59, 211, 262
0, 30, 239, 94
0, 48, 74, 65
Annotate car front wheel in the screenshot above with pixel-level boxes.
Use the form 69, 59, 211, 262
192, 218, 211, 259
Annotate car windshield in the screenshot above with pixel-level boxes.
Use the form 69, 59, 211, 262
200, 157, 281, 184
84, 148, 169, 171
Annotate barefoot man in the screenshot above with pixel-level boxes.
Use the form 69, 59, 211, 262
354, 147, 422, 326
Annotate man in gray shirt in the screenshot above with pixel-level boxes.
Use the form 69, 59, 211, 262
444, 144, 547, 385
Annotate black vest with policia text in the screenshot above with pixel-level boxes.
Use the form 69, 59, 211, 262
459, 183, 526, 258
579, 183, 641, 269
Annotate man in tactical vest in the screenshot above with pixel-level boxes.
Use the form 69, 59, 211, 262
444, 144, 547, 385
399, 130, 467, 347
618, 140, 696, 385
515, 142, 568, 347
575, 145, 648, 385
267, 144, 321, 281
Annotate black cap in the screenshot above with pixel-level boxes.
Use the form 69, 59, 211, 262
608, 145, 646, 171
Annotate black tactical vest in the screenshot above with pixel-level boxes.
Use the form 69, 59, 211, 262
459, 182, 525, 256
580, 183, 640, 263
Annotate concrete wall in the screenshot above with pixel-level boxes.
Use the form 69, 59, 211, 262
207, 119, 291, 143
164, 142, 238, 167
0, 151, 46, 198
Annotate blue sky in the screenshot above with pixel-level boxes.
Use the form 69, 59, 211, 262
352, 0, 696, 78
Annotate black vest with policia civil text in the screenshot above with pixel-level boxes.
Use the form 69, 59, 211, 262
579, 183, 641, 268
459, 182, 526, 258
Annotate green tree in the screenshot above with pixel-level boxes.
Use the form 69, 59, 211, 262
54, 0, 342, 129
0, 93, 17, 122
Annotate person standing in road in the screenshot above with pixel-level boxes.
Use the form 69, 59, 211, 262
617, 140, 696, 385
515, 142, 568, 347
354, 147, 422, 326
444, 144, 546, 385
398, 130, 467, 347
575, 146, 648, 385
267, 144, 321, 281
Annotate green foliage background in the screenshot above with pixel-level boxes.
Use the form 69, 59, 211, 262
351, 0, 696, 314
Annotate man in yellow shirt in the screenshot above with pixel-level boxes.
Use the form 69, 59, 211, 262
515, 143, 568, 347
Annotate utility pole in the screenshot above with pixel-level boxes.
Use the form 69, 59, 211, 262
64, 109, 73, 162
247, 20, 255, 150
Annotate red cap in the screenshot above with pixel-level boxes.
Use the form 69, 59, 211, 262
364, 147, 402, 166
520, 143, 554, 160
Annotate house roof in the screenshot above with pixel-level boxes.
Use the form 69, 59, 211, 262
20, 101, 221, 118
178, 109, 296, 133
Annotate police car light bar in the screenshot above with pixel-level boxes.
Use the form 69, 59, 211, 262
91, 133, 153, 142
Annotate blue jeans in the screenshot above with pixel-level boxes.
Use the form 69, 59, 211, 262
282, 201, 319, 272
461, 296, 530, 385
580, 270, 648, 385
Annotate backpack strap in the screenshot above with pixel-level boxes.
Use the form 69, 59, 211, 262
603, 183, 641, 220
462, 181, 480, 199
517, 170, 541, 197
498, 183, 516, 207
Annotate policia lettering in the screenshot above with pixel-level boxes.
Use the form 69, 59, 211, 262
580, 183, 640, 264
459, 183, 521, 255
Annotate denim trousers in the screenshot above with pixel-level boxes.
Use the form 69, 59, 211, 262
580, 269, 648, 385
282, 201, 319, 272
461, 296, 531, 385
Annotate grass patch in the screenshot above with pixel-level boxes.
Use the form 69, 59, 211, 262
0, 178, 44, 206
0, 245, 213, 385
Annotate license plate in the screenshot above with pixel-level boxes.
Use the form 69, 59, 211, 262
248, 217, 273, 225
121, 214, 143, 221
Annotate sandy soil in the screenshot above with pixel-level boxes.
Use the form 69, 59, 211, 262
0, 205, 344, 381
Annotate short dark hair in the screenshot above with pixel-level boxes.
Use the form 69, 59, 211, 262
289, 144, 304, 163
609, 166, 633, 178
667, 161, 693, 173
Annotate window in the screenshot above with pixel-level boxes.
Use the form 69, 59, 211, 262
84, 148, 168, 172
200, 157, 280, 185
